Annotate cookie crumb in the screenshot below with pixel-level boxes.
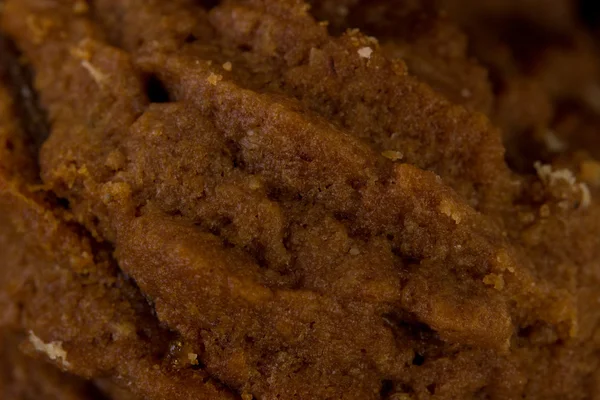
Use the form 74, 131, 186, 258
28, 331, 70, 368
222, 61, 232, 72
207, 73, 223, 86
439, 198, 463, 224
534, 162, 576, 186
358, 46, 373, 59
382, 150, 403, 161
483, 273, 505, 290
81, 60, 106, 86
188, 353, 199, 365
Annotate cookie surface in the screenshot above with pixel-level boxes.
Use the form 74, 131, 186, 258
1, 1, 599, 399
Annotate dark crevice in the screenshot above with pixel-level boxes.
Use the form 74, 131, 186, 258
248, 240, 268, 268
411, 352, 425, 366
56, 197, 71, 210
383, 312, 441, 350
185, 33, 198, 44
203, 215, 233, 236
199, 0, 221, 10
492, 18, 573, 71
333, 211, 355, 223
89, 382, 119, 400
238, 44, 252, 53
298, 151, 314, 162
0, 34, 50, 178
579, 0, 600, 30
426, 383, 437, 395
474, 387, 491, 400
88, 379, 115, 399
307, 0, 436, 39
146, 74, 171, 103
225, 139, 245, 170
191, 358, 207, 370
379, 379, 395, 398
348, 177, 367, 191
503, 128, 542, 175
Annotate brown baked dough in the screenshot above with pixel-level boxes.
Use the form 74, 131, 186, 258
0, 0, 599, 399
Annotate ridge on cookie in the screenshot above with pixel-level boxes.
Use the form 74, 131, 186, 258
1, 0, 599, 399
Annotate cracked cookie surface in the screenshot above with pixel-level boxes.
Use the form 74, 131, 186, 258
1, 0, 599, 399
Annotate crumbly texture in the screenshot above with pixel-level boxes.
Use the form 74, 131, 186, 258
0, 331, 104, 400
0, 0, 599, 399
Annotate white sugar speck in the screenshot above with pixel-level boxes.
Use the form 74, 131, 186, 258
29, 331, 70, 368
358, 47, 373, 59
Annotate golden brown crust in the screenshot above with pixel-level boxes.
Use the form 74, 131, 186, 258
0, 0, 599, 399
